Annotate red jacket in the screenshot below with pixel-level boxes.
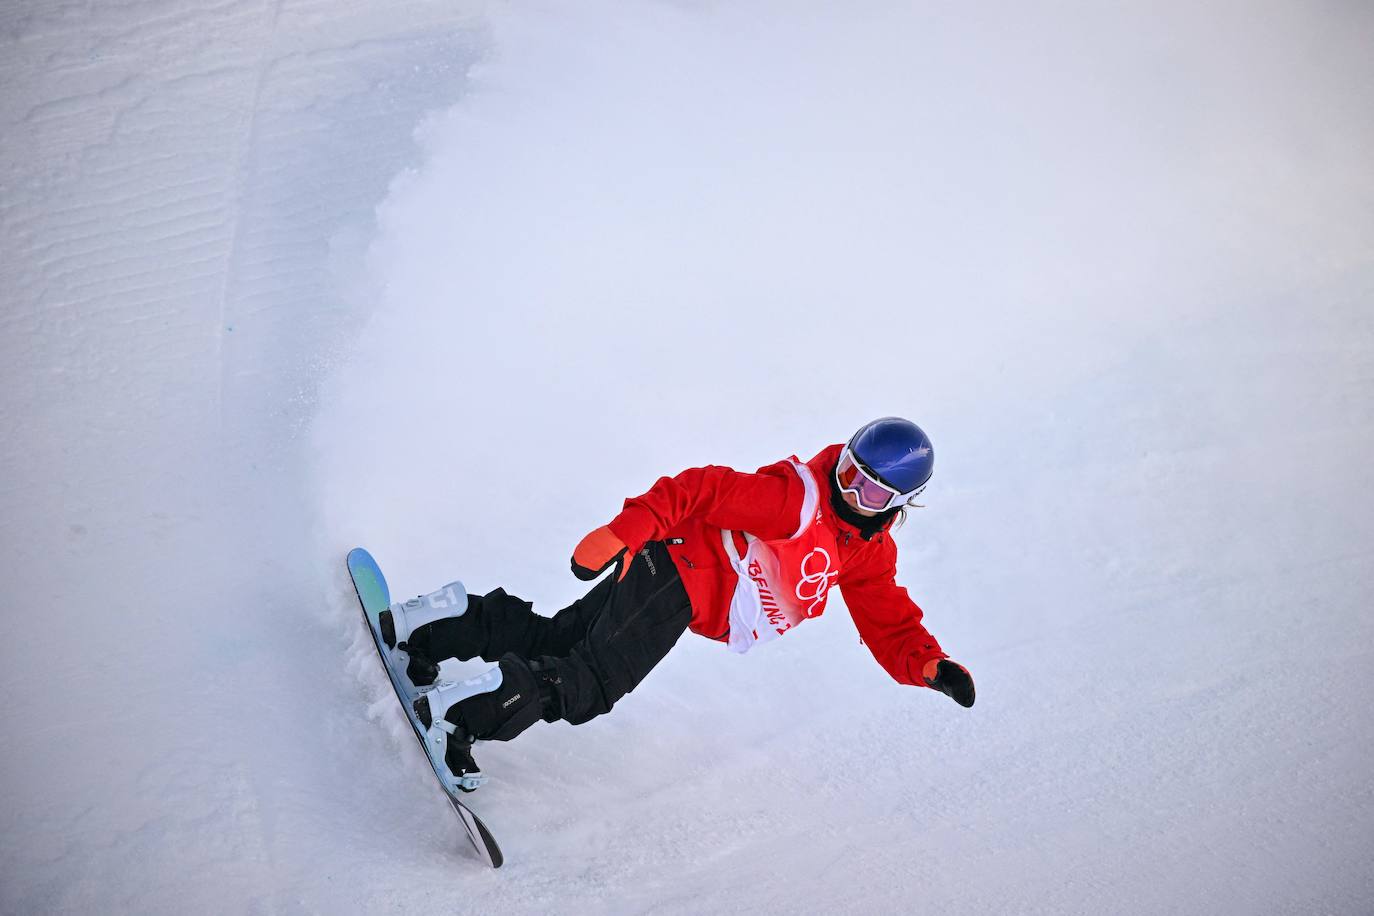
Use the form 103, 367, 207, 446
606, 444, 948, 687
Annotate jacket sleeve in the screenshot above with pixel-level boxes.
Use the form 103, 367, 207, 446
839, 536, 947, 687
606, 462, 805, 550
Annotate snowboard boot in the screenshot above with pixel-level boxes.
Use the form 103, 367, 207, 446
378, 581, 470, 687
400, 609, 486, 685
378, 581, 469, 650
413, 655, 561, 791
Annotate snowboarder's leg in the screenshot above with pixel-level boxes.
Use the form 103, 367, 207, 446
413, 542, 691, 778
406, 577, 615, 670
537, 541, 693, 725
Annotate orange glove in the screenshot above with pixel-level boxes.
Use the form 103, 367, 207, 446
571, 526, 631, 581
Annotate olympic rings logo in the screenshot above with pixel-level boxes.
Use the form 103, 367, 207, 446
795, 548, 838, 615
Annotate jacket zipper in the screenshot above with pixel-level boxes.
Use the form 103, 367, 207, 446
665, 538, 693, 568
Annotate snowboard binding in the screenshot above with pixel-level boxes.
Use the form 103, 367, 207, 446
379, 581, 469, 650
379, 582, 466, 689
411, 658, 546, 794
413, 674, 499, 794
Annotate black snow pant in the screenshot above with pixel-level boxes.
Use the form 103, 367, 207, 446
410, 541, 693, 727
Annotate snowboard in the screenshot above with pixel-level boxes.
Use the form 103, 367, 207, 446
347, 547, 504, 868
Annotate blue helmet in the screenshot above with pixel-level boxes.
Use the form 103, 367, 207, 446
846, 417, 934, 495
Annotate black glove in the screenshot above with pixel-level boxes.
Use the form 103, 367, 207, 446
925, 659, 975, 708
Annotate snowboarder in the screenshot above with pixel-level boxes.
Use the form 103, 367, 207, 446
388, 417, 976, 785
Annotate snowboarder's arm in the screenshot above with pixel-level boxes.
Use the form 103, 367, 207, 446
839, 541, 950, 688
605, 462, 803, 551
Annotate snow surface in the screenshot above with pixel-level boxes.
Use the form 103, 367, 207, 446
3, 1, 1373, 912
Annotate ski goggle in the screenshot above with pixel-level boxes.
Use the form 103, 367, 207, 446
835, 446, 927, 512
